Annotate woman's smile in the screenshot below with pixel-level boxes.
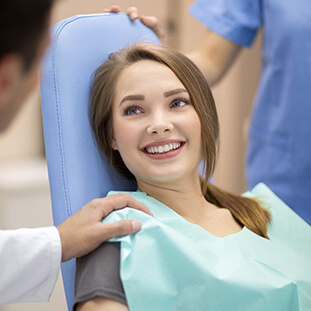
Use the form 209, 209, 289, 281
141, 140, 186, 160
140, 140, 185, 160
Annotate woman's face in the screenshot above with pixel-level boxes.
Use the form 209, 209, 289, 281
111, 60, 202, 189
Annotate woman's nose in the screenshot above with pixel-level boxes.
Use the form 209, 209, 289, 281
147, 115, 174, 135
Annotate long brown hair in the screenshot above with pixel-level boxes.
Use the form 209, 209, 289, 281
90, 43, 271, 238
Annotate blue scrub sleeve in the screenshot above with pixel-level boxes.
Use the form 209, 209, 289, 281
189, 0, 262, 47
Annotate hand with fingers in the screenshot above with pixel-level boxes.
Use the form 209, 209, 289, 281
57, 193, 153, 262
103, 5, 165, 40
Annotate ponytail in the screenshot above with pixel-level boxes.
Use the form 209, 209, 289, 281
202, 180, 271, 239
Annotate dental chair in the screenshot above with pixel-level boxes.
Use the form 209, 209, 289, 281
40, 13, 160, 310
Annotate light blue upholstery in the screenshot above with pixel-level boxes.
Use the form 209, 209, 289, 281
40, 13, 160, 310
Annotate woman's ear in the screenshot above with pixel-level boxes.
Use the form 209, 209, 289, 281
111, 135, 118, 150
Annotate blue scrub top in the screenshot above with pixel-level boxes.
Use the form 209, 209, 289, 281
190, 0, 311, 224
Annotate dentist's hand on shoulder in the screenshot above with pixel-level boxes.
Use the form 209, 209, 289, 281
57, 193, 152, 262
104, 5, 165, 40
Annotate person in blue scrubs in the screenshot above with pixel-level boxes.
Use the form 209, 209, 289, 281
106, 2, 311, 224
188, 0, 311, 224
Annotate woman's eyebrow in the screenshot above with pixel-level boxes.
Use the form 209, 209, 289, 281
120, 95, 145, 106
163, 88, 188, 98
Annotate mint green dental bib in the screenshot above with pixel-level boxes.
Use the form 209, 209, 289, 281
103, 183, 311, 310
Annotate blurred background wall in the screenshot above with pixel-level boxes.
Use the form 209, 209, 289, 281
0, 1, 261, 310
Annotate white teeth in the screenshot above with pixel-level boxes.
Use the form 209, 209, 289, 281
146, 142, 182, 154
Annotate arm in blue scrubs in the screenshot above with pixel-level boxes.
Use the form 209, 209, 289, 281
190, 0, 311, 224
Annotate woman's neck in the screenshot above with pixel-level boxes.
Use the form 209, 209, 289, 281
137, 177, 243, 237
137, 177, 214, 220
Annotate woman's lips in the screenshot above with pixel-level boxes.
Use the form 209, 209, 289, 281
141, 141, 185, 160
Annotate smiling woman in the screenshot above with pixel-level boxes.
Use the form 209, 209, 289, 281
89, 43, 270, 236
74, 43, 279, 311
111, 59, 202, 187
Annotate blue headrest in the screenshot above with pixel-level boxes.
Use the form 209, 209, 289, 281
40, 13, 160, 310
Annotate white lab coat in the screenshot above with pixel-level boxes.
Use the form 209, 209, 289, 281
0, 227, 61, 305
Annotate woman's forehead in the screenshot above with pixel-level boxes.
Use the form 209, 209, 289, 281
115, 60, 187, 97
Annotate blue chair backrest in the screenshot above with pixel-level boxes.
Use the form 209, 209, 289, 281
40, 13, 160, 310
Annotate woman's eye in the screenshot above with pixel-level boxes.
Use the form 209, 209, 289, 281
170, 99, 190, 109
123, 106, 142, 115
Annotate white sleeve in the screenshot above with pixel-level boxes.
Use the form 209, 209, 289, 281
0, 226, 61, 305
